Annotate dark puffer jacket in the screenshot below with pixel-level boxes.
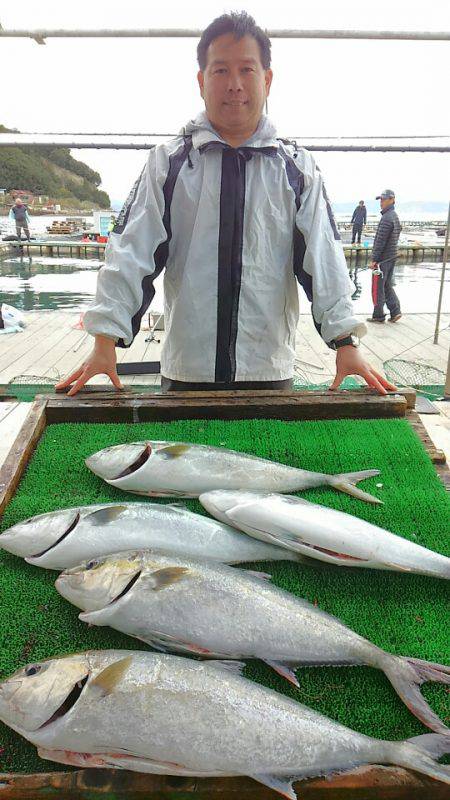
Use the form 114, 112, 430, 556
351, 205, 367, 226
372, 205, 401, 262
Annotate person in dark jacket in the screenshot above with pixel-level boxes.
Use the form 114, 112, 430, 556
8, 198, 31, 241
368, 190, 402, 323
351, 200, 366, 244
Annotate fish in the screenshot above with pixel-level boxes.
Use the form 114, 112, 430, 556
0, 502, 296, 570
0, 649, 448, 798
85, 441, 382, 504
56, 549, 450, 734
199, 490, 450, 580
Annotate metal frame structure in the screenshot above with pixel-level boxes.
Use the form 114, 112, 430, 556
1, 27, 450, 43
1, 22, 449, 387
1, 134, 449, 153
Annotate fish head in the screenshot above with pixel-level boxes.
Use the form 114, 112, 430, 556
199, 490, 267, 524
84, 441, 191, 487
85, 442, 152, 482
0, 508, 81, 558
0, 653, 89, 732
55, 551, 143, 611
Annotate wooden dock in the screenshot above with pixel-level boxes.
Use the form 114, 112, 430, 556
1, 240, 447, 266
0, 311, 448, 388
2, 240, 105, 259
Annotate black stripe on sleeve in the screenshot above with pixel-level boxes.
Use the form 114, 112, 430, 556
117, 137, 192, 347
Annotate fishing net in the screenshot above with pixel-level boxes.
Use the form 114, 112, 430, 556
3, 374, 61, 402
383, 359, 446, 399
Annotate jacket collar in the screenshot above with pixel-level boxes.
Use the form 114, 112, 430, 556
182, 111, 279, 153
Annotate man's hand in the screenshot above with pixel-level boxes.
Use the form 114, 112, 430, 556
55, 335, 123, 397
329, 345, 397, 396
370, 261, 379, 270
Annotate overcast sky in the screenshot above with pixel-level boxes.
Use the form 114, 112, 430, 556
1, 0, 449, 204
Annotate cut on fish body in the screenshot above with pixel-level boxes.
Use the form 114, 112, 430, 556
56, 550, 450, 732
0, 502, 295, 569
0, 650, 449, 798
84, 441, 382, 504
199, 490, 450, 580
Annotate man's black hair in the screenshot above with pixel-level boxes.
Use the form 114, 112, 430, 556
197, 11, 271, 71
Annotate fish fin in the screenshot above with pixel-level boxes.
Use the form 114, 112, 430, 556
328, 473, 382, 505
264, 660, 300, 688
394, 734, 450, 784
167, 501, 189, 510
209, 660, 246, 676
382, 655, 450, 733
85, 505, 128, 525
245, 570, 272, 581
37, 748, 108, 768
141, 630, 225, 657
250, 774, 297, 799
89, 655, 133, 697
102, 753, 229, 776
145, 566, 191, 591
157, 444, 190, 459
406, 733, 450, 759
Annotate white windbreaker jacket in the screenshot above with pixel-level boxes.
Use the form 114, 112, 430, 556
84, 113, 366, 382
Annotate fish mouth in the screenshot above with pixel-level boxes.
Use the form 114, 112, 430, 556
39, 674, 88, 728
112, 445, 152, 480
31, 513, 81, 558
108, 571, 142, 604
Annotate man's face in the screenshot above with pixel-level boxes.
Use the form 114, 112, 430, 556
15, 199, 22, 205
197, 34, 273, 139
380, 197, 394, 210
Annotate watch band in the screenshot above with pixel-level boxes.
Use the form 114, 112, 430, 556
331, 335, 357, 350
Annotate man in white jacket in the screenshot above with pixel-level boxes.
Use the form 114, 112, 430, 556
57, 11, 395, 396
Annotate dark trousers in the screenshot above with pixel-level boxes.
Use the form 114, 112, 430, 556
161, 376, 294, 391
15, 223, 30, 241
371, 258, 401, 320
351, 224, 363, 244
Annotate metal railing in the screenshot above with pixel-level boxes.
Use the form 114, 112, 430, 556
0, 27, 449, 43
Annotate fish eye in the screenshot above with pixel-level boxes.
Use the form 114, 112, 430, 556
86, 560, 99, 570
25, 664, 41, 677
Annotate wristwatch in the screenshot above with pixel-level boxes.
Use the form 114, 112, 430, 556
329, 334, 359, 350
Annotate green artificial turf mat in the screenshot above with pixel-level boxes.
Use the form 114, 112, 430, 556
0, 417, 449, 774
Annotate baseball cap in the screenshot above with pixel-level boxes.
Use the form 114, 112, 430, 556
376, 189, 395, 200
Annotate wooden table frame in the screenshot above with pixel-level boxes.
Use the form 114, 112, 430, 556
0, 387, 448, 799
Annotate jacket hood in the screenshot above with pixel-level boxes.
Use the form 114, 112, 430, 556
182, 111, 279, 151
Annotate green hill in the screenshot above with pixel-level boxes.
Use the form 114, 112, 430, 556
0, 124, 110, 208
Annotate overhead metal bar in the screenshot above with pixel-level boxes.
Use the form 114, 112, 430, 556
1, 135, 449, 153
12, 131, 450, 140
0, 28, 449, 43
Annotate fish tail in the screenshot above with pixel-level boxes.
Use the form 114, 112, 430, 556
327, 469, 382, 505
381, 654, 450, 733
390, 734, 450, 784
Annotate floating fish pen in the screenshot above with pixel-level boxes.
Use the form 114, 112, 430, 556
0, 388, 448, 799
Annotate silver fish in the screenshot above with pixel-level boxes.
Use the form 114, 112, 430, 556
85, 441, 381, 504
0, 503, 294, 570
199, 490, 450, 580
0, 650, 448, 798
56, 549, 450, 733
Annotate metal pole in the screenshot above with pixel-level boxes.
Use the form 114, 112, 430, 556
433, 201, 450, 344
445, 347, 450, 399
0, 137, 449, 152
0, 27, 450, 42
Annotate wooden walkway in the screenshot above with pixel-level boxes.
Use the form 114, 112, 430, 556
0, 311, 448, 388
2, 240, 447, 267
